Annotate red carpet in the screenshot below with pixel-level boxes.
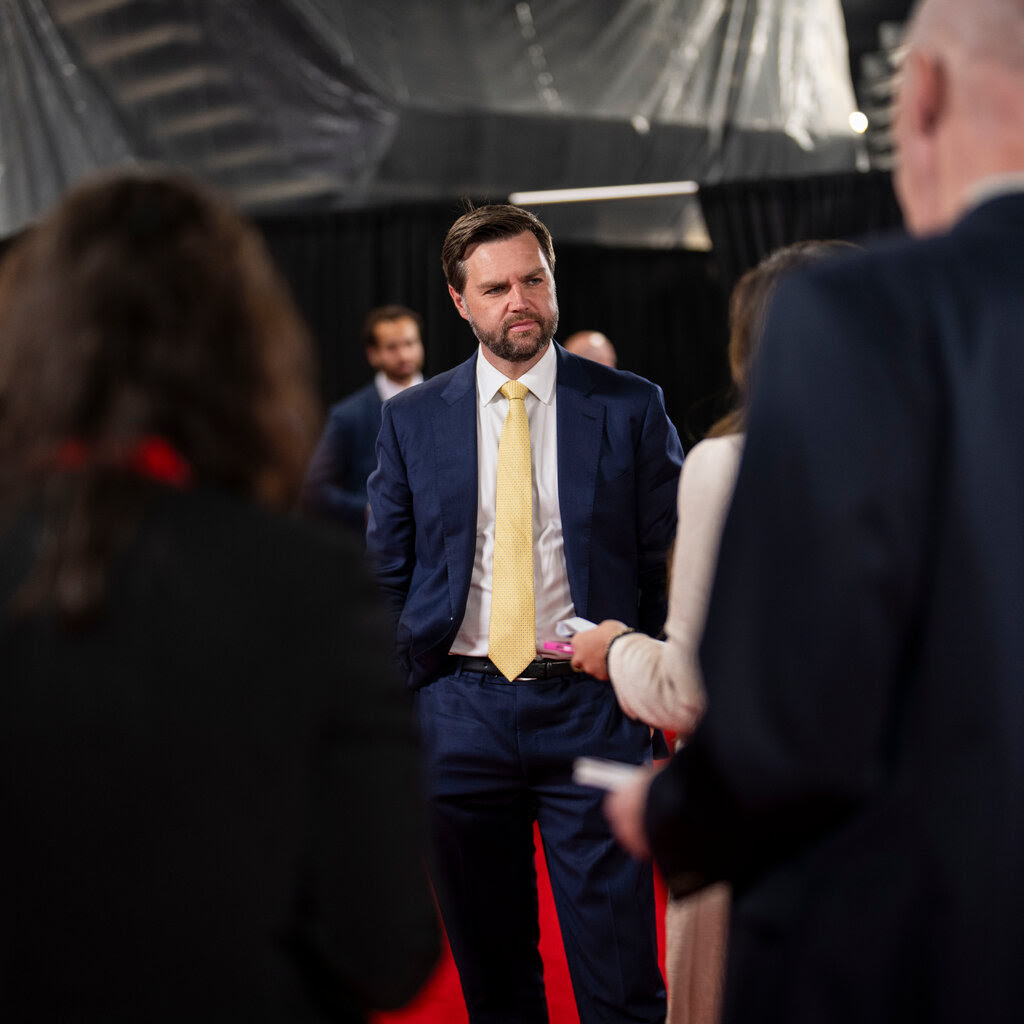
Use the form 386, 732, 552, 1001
374, 822, 668, 1024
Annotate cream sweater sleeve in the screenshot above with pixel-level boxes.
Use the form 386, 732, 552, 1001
607, 434, 743, 736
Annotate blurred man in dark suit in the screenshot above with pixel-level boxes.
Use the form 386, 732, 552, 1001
300, 305, 424, 532
604, 1, 1024, 1021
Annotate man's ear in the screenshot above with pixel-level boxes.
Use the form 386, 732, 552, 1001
448, 283, 471, 322
893, 47, 950, 236
906, 49, 947, 139
366, 344, 381, 369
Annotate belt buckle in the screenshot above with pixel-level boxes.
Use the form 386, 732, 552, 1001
520, 659, 555, 681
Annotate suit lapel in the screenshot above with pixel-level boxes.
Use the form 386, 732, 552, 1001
554, 348, 605, 616
435, 354, 479, 615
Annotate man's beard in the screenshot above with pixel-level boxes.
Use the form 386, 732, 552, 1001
470, 308, 559, 363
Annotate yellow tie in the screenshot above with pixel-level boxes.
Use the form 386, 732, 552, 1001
489, 380, 535, 681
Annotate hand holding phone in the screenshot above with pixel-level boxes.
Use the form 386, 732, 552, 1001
543, 640, 574, 655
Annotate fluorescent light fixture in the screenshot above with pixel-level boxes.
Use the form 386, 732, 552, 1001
154, 105, 255, 138
56, 0, 138, 25
87, 24, 203, 65
509, 181, 699, 205
119, 66, 229, 104
232, 174, 342, 207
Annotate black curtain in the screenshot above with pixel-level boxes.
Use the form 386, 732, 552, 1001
554, 244, 730, 446
255, 202, 732, 449
256, 201, 469, 413
255, 175, 906, 449
699, 169, 905, 298
0, 172, 905, 452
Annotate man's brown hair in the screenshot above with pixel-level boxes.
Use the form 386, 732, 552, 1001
361, 305, 424, 349
441, 204, 555, 294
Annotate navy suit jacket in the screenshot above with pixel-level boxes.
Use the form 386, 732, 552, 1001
646, 193, 1024, 1023
300, 381, 382, 530
367, 344, 683, 690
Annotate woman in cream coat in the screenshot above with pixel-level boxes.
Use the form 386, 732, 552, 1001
573, 240, 854, 1024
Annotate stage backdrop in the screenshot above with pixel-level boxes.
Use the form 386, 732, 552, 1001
0, 172, 905, 450
255, 201, 734, 448
253, 172, 903, 448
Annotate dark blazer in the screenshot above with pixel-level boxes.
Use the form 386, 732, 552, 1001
0, 487, 440, 1021
645, 194, 1024, 1024
300, 381, 382, 530
366, 343, 683, 689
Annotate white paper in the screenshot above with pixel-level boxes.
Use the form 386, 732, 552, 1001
556, 616, 597, 637
572, 756, 642, 791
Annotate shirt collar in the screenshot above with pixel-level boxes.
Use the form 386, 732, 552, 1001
375, 370, 423, 403
966, 173, 1024, 211
476, 341, 557, 406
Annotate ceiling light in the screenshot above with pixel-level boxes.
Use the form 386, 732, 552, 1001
509, 181, 699, 205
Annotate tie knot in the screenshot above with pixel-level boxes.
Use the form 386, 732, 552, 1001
501, 380, 529, 402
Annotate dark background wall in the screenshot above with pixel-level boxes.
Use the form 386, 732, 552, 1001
257, 202, 732, 448
255, 169, 903, 450
0, 170, 902, 452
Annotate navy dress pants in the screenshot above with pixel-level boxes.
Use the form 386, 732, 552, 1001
416, 666, 667, 1024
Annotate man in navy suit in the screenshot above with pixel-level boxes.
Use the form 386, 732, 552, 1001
300, 305, 424, 530
367, 205, 682, 1023
605, 1, 1024, 1022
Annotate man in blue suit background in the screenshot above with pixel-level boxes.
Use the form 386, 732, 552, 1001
367, 204, 682, 1023
300, 304, 424, 531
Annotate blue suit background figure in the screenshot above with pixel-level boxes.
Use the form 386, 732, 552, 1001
300, 305, 424, 531
300, 381, 382, 529
367, 204, 683, 1024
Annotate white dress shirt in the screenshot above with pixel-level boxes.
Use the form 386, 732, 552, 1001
375, 370, 423, 403
961, 174, 1024, 222
450, 342, 576, 658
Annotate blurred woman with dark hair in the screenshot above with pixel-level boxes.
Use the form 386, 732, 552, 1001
572, 239, 855, 1024
0, 170, 439, 1021
0, 169, 319, 616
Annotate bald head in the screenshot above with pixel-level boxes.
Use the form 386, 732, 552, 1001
563, 331, 617, 368
906, 0, 1024, 72
895, 0, 1024, 234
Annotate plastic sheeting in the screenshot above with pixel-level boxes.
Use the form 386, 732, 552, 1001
1, 0, 862, 241
292, 0, 863, 205
0, 0, 135, 236
291, 0, 856, 134
1, 0, 397, 237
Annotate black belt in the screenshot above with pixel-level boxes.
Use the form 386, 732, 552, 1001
449, 655, 578, 680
